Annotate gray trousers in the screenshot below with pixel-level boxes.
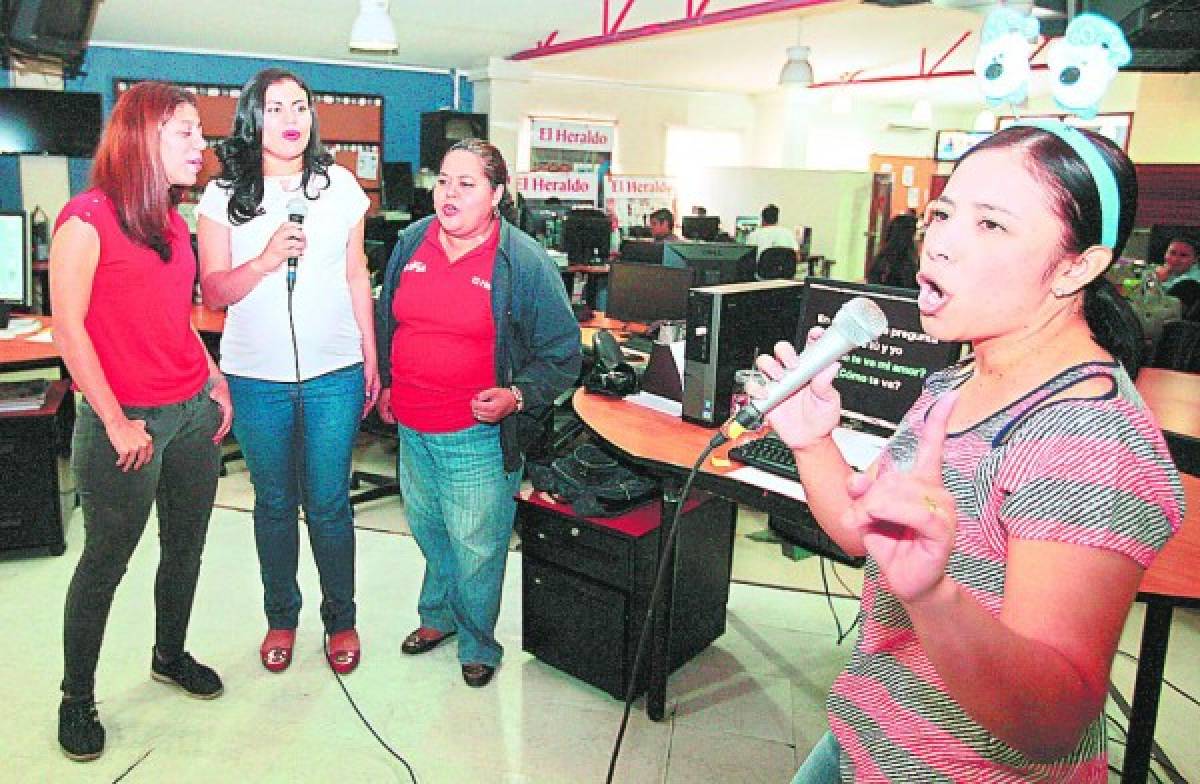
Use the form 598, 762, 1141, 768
61, 385, 221, 698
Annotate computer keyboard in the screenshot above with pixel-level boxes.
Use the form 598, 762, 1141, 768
728, 434, 798, 480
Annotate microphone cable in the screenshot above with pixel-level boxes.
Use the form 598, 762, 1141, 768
605, 429, 729, 784
285, 249, 419, 784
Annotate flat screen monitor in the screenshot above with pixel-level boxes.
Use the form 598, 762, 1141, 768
681, 215, 720, 241
618, 239, 663, 265
0, 211, 31, 307
562, 207, 610, 263
0, 88, 103, 156
798, 278, 963, 434
934, 130, 991, 162
4, 0, 100, 63
605, 262, 694, 324
662, 241, 755, 286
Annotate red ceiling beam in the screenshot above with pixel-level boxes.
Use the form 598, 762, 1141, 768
808, 63, 1048, 89
926, 30, 970, 75
511, 0, 839, 61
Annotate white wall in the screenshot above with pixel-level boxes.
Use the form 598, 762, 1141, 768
675, 166, 872, 280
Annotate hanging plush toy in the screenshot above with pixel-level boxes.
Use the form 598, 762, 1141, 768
974, 6, 1040, 108
1046, 13, 1132, 119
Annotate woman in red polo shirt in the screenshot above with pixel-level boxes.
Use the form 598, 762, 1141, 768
375, 139, 580, 688
50, 82, 233, 763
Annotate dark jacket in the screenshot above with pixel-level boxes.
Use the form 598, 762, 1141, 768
376, 215, 582, 472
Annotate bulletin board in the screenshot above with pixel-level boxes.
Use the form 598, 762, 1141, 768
115, 79, 385, 212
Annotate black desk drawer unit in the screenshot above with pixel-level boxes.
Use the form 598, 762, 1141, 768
0, 382, 74, 556
518, 492, 735, 699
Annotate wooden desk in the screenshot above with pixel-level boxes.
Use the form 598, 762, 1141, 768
0, 317, 62, 374
575, 387, 1200, 783
1136, 367, 1200, 474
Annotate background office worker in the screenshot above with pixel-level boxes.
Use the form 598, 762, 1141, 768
759, 125, 1182, 781
744, 203, 798, 254
375, 139, 580, 688
51, 81, 233, 762
864, 212, 919, 289
197, 67, 379, 676
648, 207, 679, 242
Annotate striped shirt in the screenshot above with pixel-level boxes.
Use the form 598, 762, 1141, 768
829, 360, 1184, 782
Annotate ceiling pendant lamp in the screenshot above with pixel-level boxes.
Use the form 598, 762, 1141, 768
778, 45, 815, 87
349, 0, 398, 52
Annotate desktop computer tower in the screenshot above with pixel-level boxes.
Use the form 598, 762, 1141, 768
682, 280, 805, 427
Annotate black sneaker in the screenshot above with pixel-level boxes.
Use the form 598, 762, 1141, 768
58, 696, 104, 761
150, 649, 224, 699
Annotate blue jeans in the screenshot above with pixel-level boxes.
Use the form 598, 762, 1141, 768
394, 422, 522, 667
792, 731, 842, 784
63, 385, 221, 697
227, 364, 363, 634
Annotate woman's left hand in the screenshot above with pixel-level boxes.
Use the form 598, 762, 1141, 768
362, 362, 382, 420
841, 392, 959, 603
471, 387, 518, 423
209, 375, 234, 444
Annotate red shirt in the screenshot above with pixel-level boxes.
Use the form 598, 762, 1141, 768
389, 220, 499, 432
55, 190, 209, 406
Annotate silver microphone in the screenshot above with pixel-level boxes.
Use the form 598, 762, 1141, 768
285, 197, 308, 293
731, 297, 888, 432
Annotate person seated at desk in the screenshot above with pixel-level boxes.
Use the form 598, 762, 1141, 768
1155, 237, 1198, 289
744, 203, 798, 254
757, 124, 1182, 782
648, 208, 679, 243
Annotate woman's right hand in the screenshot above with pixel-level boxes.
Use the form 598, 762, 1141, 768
377, 387, 395, 424
249, 221, 306, 274
105, 415, 154, 472
755, 328, 843, 450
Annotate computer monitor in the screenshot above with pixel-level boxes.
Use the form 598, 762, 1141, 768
0, 211, 31, 309
681, 215, 720, 241
662, 241, 756, 286
618, 239, 664, 265
562, 208, 611, 264
605, 262, 694, 324
797, 278, 964, 434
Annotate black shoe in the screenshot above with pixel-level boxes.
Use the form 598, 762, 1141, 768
461, 663, 495, 688
151, 649, 224, 699
401, 628, 456, 655
59, 696, 104, 762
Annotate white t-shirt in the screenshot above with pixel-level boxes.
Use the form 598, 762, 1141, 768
197, 164, 370, 382
745, 224, 798, 253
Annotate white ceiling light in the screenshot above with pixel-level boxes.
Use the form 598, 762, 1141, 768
349, 0, 397, 52
779, 46, 814, 87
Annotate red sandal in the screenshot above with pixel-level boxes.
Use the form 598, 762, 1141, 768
260, 629, 295, 673
326, 629, 361, 675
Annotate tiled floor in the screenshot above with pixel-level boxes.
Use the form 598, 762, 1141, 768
1, 434, 1196, 783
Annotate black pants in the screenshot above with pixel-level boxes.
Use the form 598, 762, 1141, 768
61, 386, 221, 698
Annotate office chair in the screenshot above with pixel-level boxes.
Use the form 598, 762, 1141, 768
350, 410, 402, 506
1166, 279, 1200, 321
756, 247, 798, 280
1149, 320, 1200, 373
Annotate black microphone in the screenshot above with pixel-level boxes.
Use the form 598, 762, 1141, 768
285, 197, 308, 293
726, 297, 888, 438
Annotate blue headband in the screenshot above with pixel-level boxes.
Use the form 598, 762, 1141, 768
1013, 120, 1120, 249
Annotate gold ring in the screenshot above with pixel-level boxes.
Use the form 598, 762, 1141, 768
923, 496, 941, 515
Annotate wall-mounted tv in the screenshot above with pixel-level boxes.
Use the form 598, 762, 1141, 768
934, 130, 992, 162
2, 0, 101, 64
0, 88, 103, 157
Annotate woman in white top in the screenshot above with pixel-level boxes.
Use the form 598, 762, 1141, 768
196, 67, 379, 676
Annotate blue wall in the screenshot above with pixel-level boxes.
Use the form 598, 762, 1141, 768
2, 45, 473, 209
0, 66, 20, 211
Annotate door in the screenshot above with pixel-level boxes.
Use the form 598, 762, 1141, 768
865, 173, 893, 271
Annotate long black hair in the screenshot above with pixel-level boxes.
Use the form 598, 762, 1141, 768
958, 125, 1143, 375
867, 212, 919, 289
213, 67, 334, 226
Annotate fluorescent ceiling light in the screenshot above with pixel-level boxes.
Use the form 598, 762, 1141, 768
779, 46, 814, 87
350, 0, 397, 52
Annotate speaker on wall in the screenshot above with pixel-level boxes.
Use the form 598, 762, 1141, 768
2, 0, 101, 64
420, 111, 488, 171
380, 161, 414, 212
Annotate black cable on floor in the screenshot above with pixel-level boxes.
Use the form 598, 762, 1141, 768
819, 558, 860, 645
1115, 649, 1200, 710
288, 285, 417, 784
605, 435, 721, 784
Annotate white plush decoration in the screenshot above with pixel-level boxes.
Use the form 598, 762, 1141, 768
1046, 13, 1132, 119
974, 7, 1040, 108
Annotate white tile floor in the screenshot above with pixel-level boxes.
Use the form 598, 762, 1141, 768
0, 437, 1196, 783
